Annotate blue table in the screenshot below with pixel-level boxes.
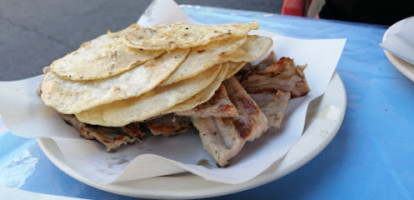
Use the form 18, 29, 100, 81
1, 5, 414, 200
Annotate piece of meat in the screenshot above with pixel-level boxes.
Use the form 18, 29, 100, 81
192, 117, 244, 167
224, 77, 268, 141
236, 51, 276, 80
146, 113, 192, 136
250, 90, 291, 128
193, 77, 268, 167
255, 51, 276, 70
241, 57, 310, 98
176, 84, 238, 118
121, 122, 145, 140
59, 114, 136, 151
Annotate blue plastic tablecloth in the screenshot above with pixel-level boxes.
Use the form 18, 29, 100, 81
1, 5, 413, 200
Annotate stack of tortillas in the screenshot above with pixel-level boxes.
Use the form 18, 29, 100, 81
40, 22, 273, 127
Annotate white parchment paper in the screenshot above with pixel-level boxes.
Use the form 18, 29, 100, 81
0, 0, 346, 184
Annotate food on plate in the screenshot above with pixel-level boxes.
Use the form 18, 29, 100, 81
222, 35, 273, 63
146, 114, 192, 136
161, 35, 272, 85
241, 57, 310, 97
39, 21, 310, 167
225, 62, 247, 79
163, 63, 230, 114
250, 91, 291, 128
59, 114, 139, 151
50, 24, 164, 81
124, 22, 259, 50
158, 37, 246, 85
42, 48, 189, 114
192, 77, 268, 167
75, 63, 224, 126
176, 84, 238, 118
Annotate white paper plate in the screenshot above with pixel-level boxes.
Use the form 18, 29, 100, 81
383, 17, 414, 82
38, 73, 346, 199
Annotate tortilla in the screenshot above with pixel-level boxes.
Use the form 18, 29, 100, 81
160, 37, 246, 86
76, 64, 223, 126
50, 24, 164, 81
160, 35, 271, 86
225, 62, 247, 79
124, 21, 259, 50
41, 48, 189, 114
224, 35, 273, 63
165, 63, 229, 114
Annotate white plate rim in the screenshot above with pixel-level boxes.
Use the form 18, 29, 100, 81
38, 72, 346, 199
382, 16, 414, 82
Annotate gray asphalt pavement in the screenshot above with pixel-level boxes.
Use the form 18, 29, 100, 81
0, 0, 283, 81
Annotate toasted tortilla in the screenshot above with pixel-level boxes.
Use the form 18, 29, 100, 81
50, 24, 164, 81
75, 64, 223, 126
161, 35, 272, 86
124, 21, 259, 50
160, 37, 246, 86
165, 63, 229, 114
41, 48, 189, 114
224, 35, 273, 63
226, 62, 247, 79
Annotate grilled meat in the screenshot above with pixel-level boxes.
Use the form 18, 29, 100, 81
193, 77, 268, 167
192, 117, 244, 167
224, 77, 268, 142
146, 113, 192, 136
121, 122, 146, 139
241, 57, 310, 98
60, 114, 137, 151
250, 90, 291, 128
176, 84, 238, 118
